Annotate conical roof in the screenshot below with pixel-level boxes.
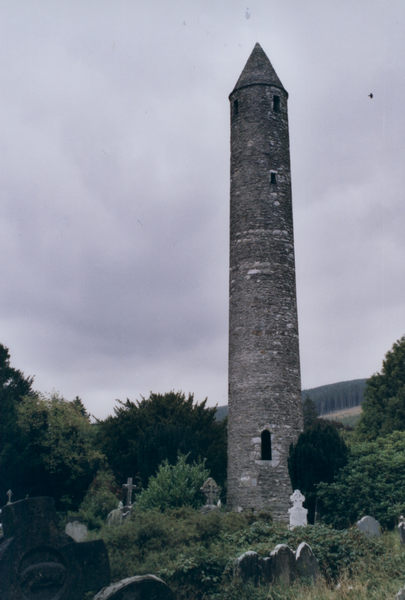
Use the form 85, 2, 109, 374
231, 43, 287, 95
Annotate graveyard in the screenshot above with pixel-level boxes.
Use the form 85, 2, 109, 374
1, 337, 405, 598
1, 491, 405, 599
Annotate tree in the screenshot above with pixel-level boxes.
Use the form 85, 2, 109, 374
10, 393, 105, 509
302, 396, 318, 430
135, 453, 209, 512
288, 420, 348, 522
0, 343, 35, 503
357, 336, 405, 440
317, 431, 405, 529
96, 391, 227, 490
75, 468, 119, 529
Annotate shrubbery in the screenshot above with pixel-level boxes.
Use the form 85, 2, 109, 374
135, 453, 209, 512
95, 507, 403, 600
74, 469, 119, 529
317, 430, 405, 529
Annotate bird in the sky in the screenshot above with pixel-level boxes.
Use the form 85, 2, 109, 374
369, 93, 374, 99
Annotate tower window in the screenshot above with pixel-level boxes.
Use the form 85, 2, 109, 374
261, 430, 272, 461
270, 172, 277, 185
233, 99, 239, 117
273, 95, 280, 112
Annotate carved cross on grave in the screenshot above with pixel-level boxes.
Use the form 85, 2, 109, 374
6, 490, 12, 504
288, 489, 307, 529
290, 489, 305, 507
200, 477, 220, 506
122, 477, 136, 507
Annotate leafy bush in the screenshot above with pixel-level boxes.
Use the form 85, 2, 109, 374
134, 453, 209, 512
317, 430, 405, 528
74, 468, 119, 529
13, 393, 105, 509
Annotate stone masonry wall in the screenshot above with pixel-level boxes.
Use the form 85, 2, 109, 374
227, 61, 303, 520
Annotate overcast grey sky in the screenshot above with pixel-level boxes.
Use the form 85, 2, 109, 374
1, 0, 404, 418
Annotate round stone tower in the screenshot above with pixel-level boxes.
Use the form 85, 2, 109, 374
227, 43, 303, 520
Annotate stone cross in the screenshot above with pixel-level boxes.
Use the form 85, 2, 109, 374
6, 490, 12, 504
200, 477, 220, 506
288, 489, 308, 529
122, 477, 136, 507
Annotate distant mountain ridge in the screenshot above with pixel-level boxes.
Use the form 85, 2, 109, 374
215, 378, 367, 420
302, 378, 367, 415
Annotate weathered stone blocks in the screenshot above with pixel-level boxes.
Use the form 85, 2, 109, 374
227, 43, 303, 519
94, 575, 175, 599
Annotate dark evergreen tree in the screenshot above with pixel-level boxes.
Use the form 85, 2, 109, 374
0, 344, 34, 504
288, 420, 348, 522
96, 391, 227, 491
357, 336, 405, 440
302, 396, 318, 430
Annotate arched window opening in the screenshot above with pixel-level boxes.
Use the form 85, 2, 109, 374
270, 172, 277, 185
233, 99, 239, 117
273, 95, 280, 112
261, 430, 272, 461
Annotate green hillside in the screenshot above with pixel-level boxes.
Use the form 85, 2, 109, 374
215, 378, 367, 419
302, 378, 366, 415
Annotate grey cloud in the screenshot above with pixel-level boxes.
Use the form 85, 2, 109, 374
0, 1, 403, 417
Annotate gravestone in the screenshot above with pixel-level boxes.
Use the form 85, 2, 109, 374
233, 551, 260, 585
122, 477, 136, 508
356, 515, 381, 538
295, 542, 319, 581
288, 489, 307, 529
0, 497, 110, 600
398, 515, 405, 544
200, 477, 221, 513
261, 556, 272, 583
65, 520, 88, 542
107, 502, 125, 527
270, 544, 296, 585
94, 575, 175, 599
396, 586, 405, 600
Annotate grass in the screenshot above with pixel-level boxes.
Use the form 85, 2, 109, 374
89, 509, 405, 599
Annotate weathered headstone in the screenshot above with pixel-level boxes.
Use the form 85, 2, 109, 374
261, 556, 273, 583
295, 542, 320, 581
288, 489, 307, 529
398, 515, 405, 544
233, 551, 260, 585
0, 497, 110, 600
94, 575, 175, 599
356, 515, 382, 538
65, 519, 88, 542
270, 544, 296, 585
106, 501, 132, 527
200, 477, 221, 513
